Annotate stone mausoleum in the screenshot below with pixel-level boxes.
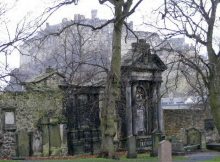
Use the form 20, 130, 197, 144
0, 39, 171, 158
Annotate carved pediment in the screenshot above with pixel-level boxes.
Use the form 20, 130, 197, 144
122, 39, 167, 72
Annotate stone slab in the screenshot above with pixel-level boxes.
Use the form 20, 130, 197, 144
127, 136, 137, 158
158, 140, 172, 162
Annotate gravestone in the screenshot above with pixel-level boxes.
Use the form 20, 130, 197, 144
186, 128, 201, 146
32, 130, 42, 156
127, 136, 137, 158
158, 140, 172, 162
172, 141, 184, 155
50, 123, 62, 156
17, 130, 29, 157
201, 131, 206, 150
50, 124, 61, 148
151, 131, 161, 156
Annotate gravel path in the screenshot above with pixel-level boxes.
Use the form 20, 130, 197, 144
174, 151, 220, 162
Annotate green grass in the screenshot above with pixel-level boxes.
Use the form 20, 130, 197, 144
0, 154, 188, 162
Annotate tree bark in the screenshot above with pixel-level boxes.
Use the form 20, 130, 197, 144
208, 55, 220, 134
100, 3, 123, 158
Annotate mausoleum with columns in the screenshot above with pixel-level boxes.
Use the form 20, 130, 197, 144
119, 39, 167, 156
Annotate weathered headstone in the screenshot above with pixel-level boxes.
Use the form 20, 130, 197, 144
201, 131, 207, 150
32, 130, 42, 156
127, 136, 137, 158
151, 131, 161, 156
50, 123, 62, 156
17, 130, 29, 157
50, 124, 61, 148
172, 141, 185, 155
158, 140, 172, 162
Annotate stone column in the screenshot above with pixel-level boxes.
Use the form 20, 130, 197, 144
156, 83, 164, 133
126, 82, 137, 158
152, 83, 159, 132
99, 89, 105, 120
131, 83, 137, 135
60, 124, 68, 155
99, 88, 105, 152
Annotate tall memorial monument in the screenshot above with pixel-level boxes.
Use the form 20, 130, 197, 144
120, 39, 167, 157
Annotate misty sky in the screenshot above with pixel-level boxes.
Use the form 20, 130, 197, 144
0, 0, 162, 70
0, 0, 219, 71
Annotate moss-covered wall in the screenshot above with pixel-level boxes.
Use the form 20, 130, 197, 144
164, 108, 219, 143
0, 90, 64, 131
0, 88, 65, 157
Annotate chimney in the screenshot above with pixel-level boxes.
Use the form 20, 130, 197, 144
91, 9, 97, 19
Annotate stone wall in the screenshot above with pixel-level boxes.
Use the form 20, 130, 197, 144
164, 108, 219, 143
0, 90, 63, 131
0, 131, 16, 158
0, 89, 64, 157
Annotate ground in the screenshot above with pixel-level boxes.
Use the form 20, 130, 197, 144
0, 151, 220, 162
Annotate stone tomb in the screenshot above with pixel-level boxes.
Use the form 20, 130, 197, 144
120, 39, 167, 157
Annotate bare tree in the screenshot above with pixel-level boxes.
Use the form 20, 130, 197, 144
26, 0, 143, 157
96, 0, 144, 158
146, 0, 220, 133
0, 0, 76, 90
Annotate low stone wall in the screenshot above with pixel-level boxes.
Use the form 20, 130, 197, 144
164, 108, 219, 143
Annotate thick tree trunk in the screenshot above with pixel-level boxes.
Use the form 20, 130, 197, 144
209, 87, 220, 134
208, 57, 220, 134
100, 4, 123, 158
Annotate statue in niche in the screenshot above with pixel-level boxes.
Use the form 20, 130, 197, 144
134, 86, 146, 135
